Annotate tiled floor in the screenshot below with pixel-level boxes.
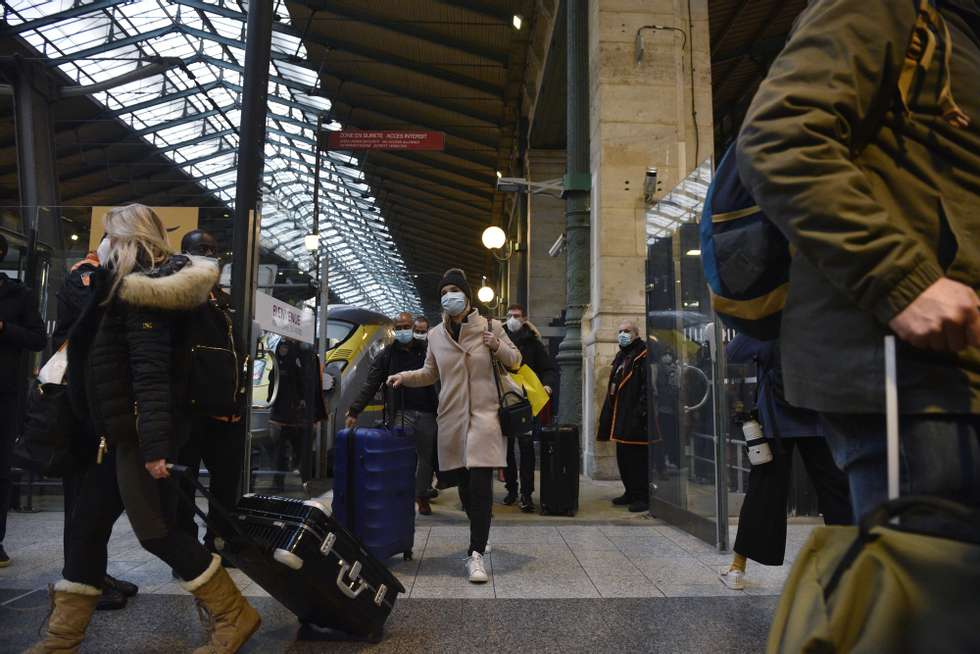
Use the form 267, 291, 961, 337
0, 507, 815, 601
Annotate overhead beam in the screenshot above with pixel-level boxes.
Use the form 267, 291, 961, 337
362, 161, 495, 207
316, 72, 501, 126
710, 0, 753, 57
433, 0, 515, 22
365, 150, 496, 190
292, 0, 510, 64
0, 0, 130, 35
365, 174, 491, 216
301, 28, 504, 97
60, 57, 185, 97
380, 193, 488, 228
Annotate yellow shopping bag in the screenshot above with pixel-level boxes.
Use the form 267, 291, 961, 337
508, 364, 550, 416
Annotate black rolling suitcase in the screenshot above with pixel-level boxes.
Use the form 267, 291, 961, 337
538, 425, 580, 516
170, 465, 404, 642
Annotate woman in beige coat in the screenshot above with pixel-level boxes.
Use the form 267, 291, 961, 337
389, 269, 521, 583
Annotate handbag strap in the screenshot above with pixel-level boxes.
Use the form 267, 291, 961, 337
486, 317, 505, 404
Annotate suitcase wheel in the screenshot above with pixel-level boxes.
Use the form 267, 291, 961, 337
403, 550, 413, 561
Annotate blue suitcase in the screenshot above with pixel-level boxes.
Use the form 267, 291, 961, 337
332, 422, 417, 561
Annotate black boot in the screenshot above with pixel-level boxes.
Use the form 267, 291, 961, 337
502, 490, 518, 506
96, 586, 128, 611
612, 494, 631, 506
103, 575, 138, 598
628, 500, 650, 513
519, 494, 535, 514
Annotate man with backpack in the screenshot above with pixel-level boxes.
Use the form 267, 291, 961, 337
502, 304, 556, 513
736, 0, 980, 518
346, 312, 439, 515
174, 230, 246, 558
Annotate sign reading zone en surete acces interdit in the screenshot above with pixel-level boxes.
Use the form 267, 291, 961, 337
324, 130, 445, 151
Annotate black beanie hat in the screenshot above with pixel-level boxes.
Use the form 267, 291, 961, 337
438, 268, 471, 301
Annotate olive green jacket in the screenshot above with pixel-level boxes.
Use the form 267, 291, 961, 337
737, 0, 980, 414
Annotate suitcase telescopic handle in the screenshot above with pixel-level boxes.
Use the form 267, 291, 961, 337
167, 463, 254, 545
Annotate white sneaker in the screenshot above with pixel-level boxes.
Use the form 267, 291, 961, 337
465, 552, 489, 584
719, 567, 745, 590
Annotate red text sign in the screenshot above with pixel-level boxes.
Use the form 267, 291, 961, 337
324, 130, 446, 151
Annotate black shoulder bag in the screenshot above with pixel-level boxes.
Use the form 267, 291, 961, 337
487, 318, 533, 437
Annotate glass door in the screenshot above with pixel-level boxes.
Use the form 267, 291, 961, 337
644, 159, 729, 549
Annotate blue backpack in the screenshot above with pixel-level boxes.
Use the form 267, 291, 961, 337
699, 144, 790, 340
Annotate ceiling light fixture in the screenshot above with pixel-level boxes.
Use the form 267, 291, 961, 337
512, 14, 523, 30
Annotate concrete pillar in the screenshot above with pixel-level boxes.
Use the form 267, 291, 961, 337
583, 0, 713, 479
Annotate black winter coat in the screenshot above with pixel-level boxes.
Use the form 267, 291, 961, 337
0, 272, 46, 393
598, 339, 649, 444
67, 255, 219, 463
349, 340, 438, 417
52, 256, 100, 352
503, 322, 556, 388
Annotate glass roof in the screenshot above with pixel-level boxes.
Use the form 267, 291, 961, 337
645, 158, 714, 241
4, 0, 421, 315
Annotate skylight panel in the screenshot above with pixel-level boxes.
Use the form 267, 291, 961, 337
10, 0, 420, 313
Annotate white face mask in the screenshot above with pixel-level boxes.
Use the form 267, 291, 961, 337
506, 316, 523, 333
96, 237, 112, 267
441, 291, 467, 316
413, 331, 427, 342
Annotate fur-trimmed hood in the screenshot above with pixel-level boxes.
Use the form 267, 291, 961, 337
118, 255, 219, 311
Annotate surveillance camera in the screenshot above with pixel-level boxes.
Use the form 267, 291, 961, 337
644, 167, 660, 205
548, 233, 566, 258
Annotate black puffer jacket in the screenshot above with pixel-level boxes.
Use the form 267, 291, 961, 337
598, 338, 649, 444
67, 255, 218, 463
0, 272, 46, 393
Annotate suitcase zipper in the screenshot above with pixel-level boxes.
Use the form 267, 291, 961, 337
96, 436, 108, 464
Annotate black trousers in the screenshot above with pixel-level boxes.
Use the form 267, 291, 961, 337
62, 452, 125, 587
734, 437, 853, 566
504, 434, 535, 496
0, 392, 18, 543
113, 439, 213, 582
455, 467, 493, 555
175, 416, 245, 549
616, 442, 649, 502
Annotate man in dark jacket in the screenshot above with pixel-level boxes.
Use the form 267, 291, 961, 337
0, 233, 46, 567
346, 312, 439, 514
736, 0, 980, 517
174, 230, 246, 559
598, 320, 650, 513
502, 304, 556, 512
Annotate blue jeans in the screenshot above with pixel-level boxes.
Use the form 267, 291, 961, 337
821, 413, 980, 519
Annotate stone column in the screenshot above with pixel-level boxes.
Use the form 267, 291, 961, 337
583, 0, 713, 479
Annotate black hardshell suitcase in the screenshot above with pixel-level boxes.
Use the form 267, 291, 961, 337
538, 425, 580, 516
170, 466, 405, 642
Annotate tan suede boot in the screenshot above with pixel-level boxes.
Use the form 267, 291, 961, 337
181, 554, 261, 654
23, 580, 101, 654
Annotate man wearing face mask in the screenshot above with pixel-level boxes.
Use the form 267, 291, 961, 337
173, 229, 246, 561
347, 311, 439, 514
598, 320, 651, 513
502, 304, 556, 512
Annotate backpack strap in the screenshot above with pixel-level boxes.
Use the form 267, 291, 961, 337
898, 0, 971, 127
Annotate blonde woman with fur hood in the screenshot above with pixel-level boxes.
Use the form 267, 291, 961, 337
29, 205, 259, 654
388, 269, 521, 583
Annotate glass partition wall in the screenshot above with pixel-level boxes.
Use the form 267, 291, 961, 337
644, 160, 731, 549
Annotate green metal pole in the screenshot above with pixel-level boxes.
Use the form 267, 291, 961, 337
557, 0, 591, 427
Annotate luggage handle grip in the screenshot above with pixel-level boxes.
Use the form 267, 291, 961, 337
860, 495, 980, 537
336, 561, 366, 599
167, 463, 254, 546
